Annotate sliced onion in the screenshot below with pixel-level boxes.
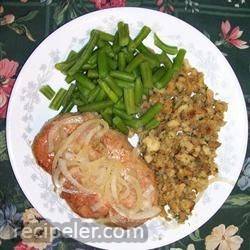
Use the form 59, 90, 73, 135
209, 176, 234, 186
111, 173, 119, 201
195, 176, 234, 203
52, 165, 63, 189
95, 167, 107, 185
142, 185, 155, 209
112, 204, 161, 221
48, 115, 85, 153
143, 185, 155, 198
52, 119, 103, 174
64, 151, 75, 161
96, 217, 112, 225
84, 126, 102, 145
91, 201, 104, 212
129, 206, 161, 220
118, 177, 130, 200
195, 190, 204, 203
104, 175, 113, 201
58, 159, 94, 195
126, 175, 143, 214
60, 187, 83, 194
74, 147, 89, 164
132, 147, 140, 157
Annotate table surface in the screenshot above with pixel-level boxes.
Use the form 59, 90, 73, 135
0, 1, 249, 250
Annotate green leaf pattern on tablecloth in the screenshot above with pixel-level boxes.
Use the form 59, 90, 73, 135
0, 130, 8, 161
224, 194, 250, 207
0, 10, 38, 41
0, 0, 249, 249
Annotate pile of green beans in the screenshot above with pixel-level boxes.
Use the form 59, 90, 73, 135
40, 22, 186, 134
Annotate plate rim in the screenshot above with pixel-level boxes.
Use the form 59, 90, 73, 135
6, 7, 249, 250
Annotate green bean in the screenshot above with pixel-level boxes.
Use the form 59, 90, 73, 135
97, 40, 106, 48
140, 61, 153, 88
104, 106, 113, 115
55, 60, 76, 74
115, 79, 135, 89
49, 88, 67, 110
40, 85, 55, 100
114, 98, 125, 110
124, 88, 136, 115
61, 100, 75, 113
118, 52, 126, 71
143, 54, 160, 69
78, 100, 113, 112
107, 57, 118, 70
95, 88, 107, 101
104, 46, 115, 58
124, 50, 134, 64
132, 67, 140, 77
88, 50, 98, 65
55, 50, 80, 73
66, 46, 86, 63
156, 49, 186, 89
68, 30, 99, 75
125, 54, 145, 73
77, 84, 90, 101
157, 53, 172, 68
137, 43, 160, 68
65, 75, 75, 84
118, 22, 130, 47
104, 76, 123, 97
154, 33, 178, 55
128, 26, 151, 51
98, 79, 119, 103
97, 39, 108, 48
112, 31, 121, 53
74, 98, 85, 106
139, 103, 162, 125
113, 116, 129, 134
92, 79, 98, 85
143, 88, 149, 96
152, 67, 166, 83
173, 48, 186, 70
145, 119, 160, 130
113, 108, 133, 120
98, 48, 109, 79
110, 70, 135, 82
61, 84, 76, 107
124, 119, 142, 129
87, 86, 101, 103
56, 47, 85, 73
94, 29, 115, 42
74, 73, 96, 90
137, 43, 155, 57
134, 77, 143, 106
101, 108, 112, 125
82, 63, 97, 70
66, 50, 78, 61
87, 69, 99, 79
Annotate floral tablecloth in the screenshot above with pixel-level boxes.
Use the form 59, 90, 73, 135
0, 1, 249, 250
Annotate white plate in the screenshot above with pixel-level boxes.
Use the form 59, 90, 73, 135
6, 7, 248, 250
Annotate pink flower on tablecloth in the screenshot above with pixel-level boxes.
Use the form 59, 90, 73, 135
0, 5, 4, 14
14, 241, 36, 250
0, 58, 19, 118
205, 224, 243, 250
0, 14, 15, 26
220, 20, 249, 49
91, 0, 125, 9
155, 0, 175, 14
